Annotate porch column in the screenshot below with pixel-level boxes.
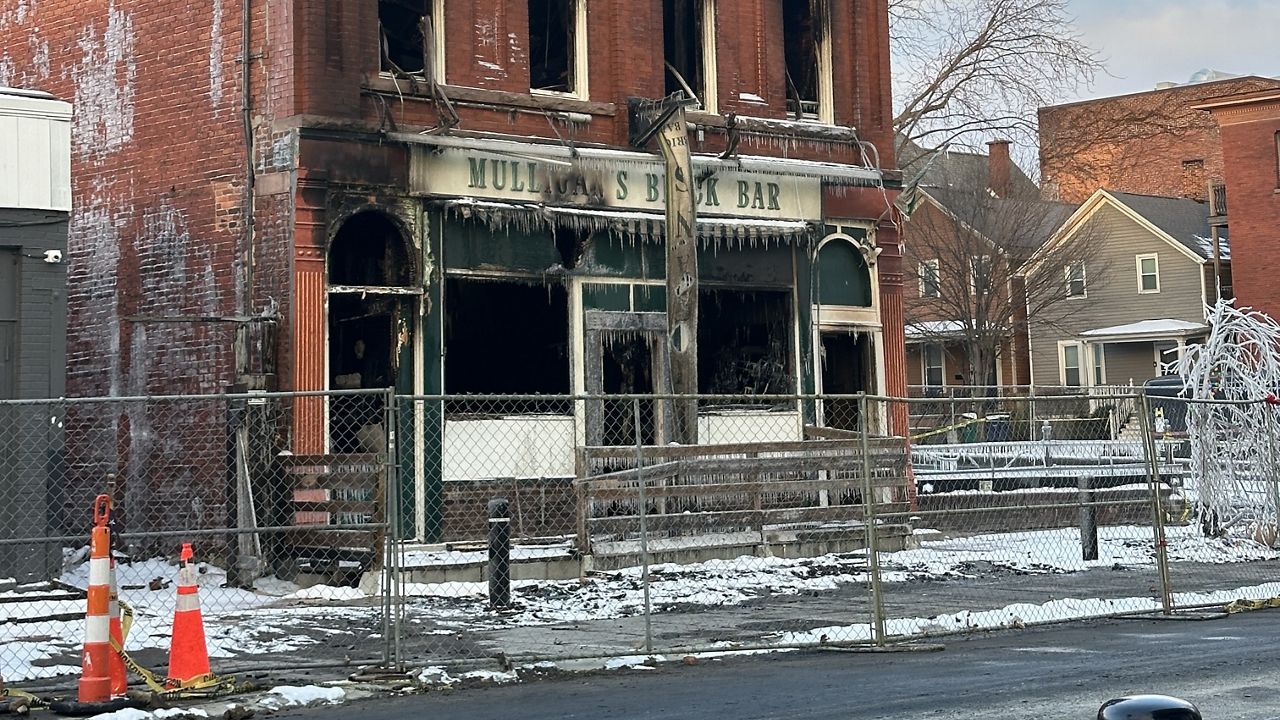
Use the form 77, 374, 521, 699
293, 169, 329, 454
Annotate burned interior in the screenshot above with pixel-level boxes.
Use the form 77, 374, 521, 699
698, 288, 794, 395
444, 277, 570, 410
663, 0, 706, 102
782, 0, 823, 118
327, 211, 415, 452
528, 0, 575, 92
379, 0, 432, 75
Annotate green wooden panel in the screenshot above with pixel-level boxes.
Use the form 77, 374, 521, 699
442, 217, 561, 272
583, 283, 631, 311
634, 285, 667, 312
817, 240, 872, 307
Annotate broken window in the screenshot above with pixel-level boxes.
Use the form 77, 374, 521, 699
698, 289, 794, 395
380, 0, 440, 78
444, 277, 570, 409
664, 0, 712, 106
529, 0, 577, 93
781, 0, 826, 120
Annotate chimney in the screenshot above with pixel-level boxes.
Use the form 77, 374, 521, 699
987, 140, 1012, 198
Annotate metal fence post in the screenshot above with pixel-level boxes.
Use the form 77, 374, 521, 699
1138, 391, 1173, 615
382, 388, 403, 670
860, 393, 886, 646
634, 398, 653, 656
1267, 402, 1280, 534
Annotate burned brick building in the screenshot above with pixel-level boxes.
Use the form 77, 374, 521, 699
1, 1, 905, 541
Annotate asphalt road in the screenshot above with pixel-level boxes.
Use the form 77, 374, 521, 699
283, 611, 1280, 720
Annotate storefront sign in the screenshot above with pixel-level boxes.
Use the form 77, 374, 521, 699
409, 146, 823, 221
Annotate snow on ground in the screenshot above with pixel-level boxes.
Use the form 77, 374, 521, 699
2, 558, 375, 682
258, 685, 346, 709
400, 523, 1280, 631
6, 522, 1280, 682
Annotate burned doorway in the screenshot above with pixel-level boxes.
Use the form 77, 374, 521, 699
327, 211, 418, 454
820, 330, 873, 430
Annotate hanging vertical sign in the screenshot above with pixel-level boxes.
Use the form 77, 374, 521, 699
655, 101, 699, 444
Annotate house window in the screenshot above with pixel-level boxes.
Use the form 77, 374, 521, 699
919, 259, 940, 298
923, 344, 944, 387
1274, 131, 1280, 188
781, 0, 832, 122
664, 0, 716, 111
970, 255, 992, 296
1091, 344, 1105, 386
1065, 262, 1086, 298
529, 0, 586, 96
1136, 253, 1160, 293
379, 0, 444, 80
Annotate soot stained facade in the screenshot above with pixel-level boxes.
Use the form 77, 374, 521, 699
4, 0, 904, 541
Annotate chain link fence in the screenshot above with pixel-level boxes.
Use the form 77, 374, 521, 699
5, 387, 1280, 683
0, 390, 398, 683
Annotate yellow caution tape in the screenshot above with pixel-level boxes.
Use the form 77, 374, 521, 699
114, 599, 247, 699
1225, 597, 1280, 614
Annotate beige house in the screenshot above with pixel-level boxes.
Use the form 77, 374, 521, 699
1023, 190, 1230, 389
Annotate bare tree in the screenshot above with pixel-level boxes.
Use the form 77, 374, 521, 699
891, 0, 1104, 170
902, 181, 1105, 388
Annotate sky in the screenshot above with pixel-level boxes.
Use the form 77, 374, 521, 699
1065, 0, 1280, 101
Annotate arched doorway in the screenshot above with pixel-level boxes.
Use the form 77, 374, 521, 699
327, 210, 418, 453
814, 230, 883, 431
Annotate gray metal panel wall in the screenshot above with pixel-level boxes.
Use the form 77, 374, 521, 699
0, 208, 68, 581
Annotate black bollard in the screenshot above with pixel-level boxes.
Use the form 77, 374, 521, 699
488, 498, 511, 608
1080, 474, 1098, 561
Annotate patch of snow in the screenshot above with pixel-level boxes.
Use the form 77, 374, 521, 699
283, 585, 365, 601
1080, 318, 1207, 338
260, 685, 345, 708
603, 655, 663, 670
461, 669, 520, 683
738, 93, 766, 103
417, 666, 457, 685
86, 709, 152, 720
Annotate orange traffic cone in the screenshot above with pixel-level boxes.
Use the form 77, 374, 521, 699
107, 556, 127, 695
167, 543, 211, 685
79, 495, 114, 702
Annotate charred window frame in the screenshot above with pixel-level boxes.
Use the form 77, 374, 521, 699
379, 0, 444, 81
781, 0, 832, 123
663, 0, 717, 112
529, 0, 588, 97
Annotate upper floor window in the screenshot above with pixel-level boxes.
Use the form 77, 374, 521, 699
379, 0, 445, 81
664, 0, 717, 112
919, 259, 940, 298
529, 0, 587, 96
1136, 253, 1160, 294
1274, 130, 1279, 189
781, 0, 833, 123
1065, 262, 1086, 298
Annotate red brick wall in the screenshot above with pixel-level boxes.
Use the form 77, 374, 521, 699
1039, 77, 1280, 204
1208, 98, 1280, 319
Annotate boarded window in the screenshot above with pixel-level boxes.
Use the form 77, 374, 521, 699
782, 0, 821, 118
664, 0, 705, 101
529, 0, 575, 92
817, 240, 872, 307
380, 0, 431, 75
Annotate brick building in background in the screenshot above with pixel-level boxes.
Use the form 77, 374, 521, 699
1197, 90, 1280, 318
0, 1, 903, 540
1039, 75, 1280, 204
